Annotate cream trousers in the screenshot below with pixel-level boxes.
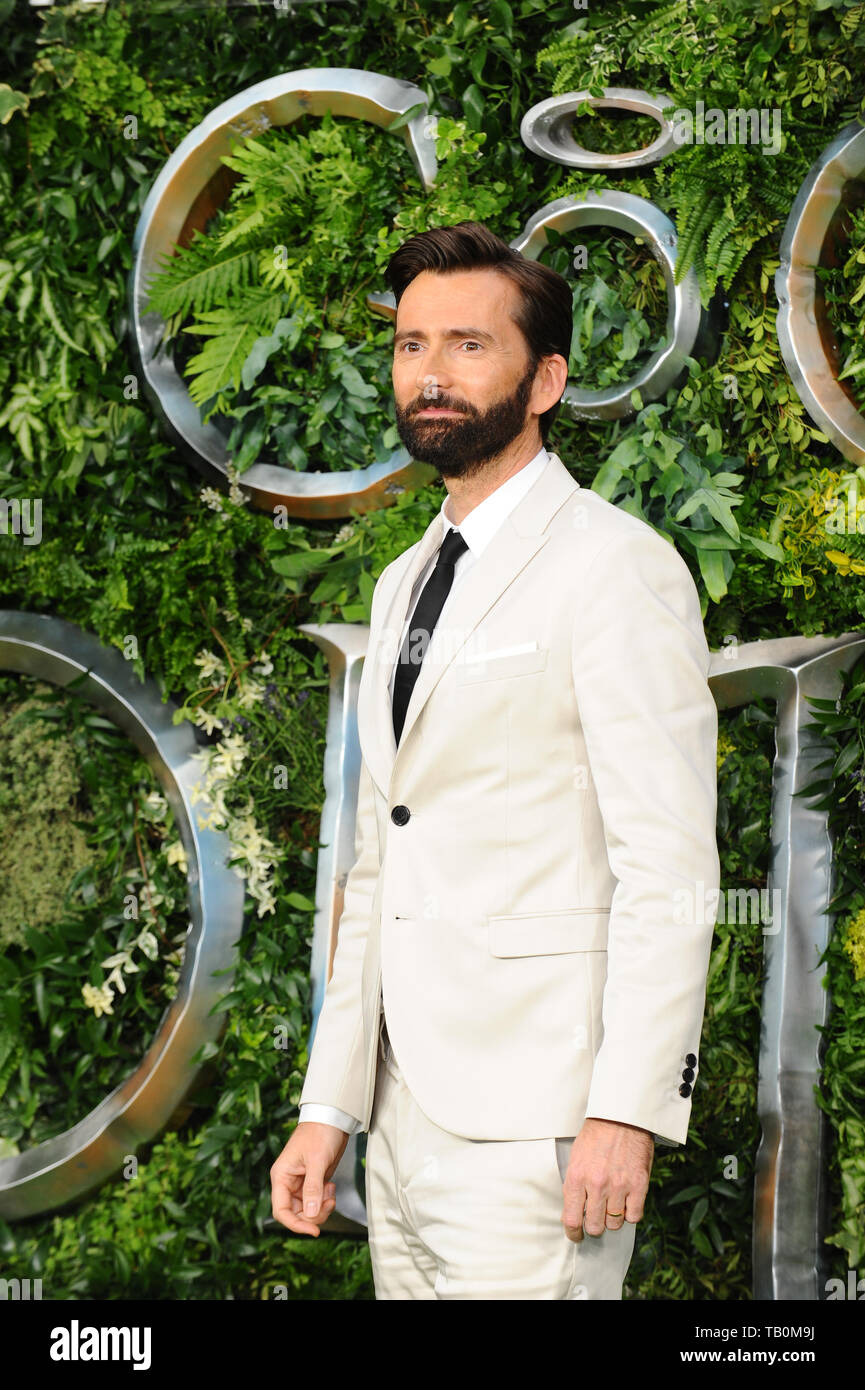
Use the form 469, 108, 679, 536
364, 1019, 637, 1300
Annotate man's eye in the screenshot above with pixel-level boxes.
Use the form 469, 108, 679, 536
398, 341, 482, 351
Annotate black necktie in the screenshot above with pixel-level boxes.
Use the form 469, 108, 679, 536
392, 527, 469, 745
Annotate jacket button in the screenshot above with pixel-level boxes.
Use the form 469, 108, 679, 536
685, 1053, 697, 1068
678, 1082, 692, 1098
391, 804, 411, 826
682, 1067, 695, 1083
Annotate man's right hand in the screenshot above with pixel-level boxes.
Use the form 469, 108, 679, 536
270, 1122, 350, 1237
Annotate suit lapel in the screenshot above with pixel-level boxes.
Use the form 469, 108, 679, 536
360, 452, 579, 794
359, 511, 445, 794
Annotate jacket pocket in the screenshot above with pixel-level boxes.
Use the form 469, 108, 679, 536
455, 646, 548, 685
488, 908, 609, 957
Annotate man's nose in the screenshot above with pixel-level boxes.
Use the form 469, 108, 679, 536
415, 345, 453, 399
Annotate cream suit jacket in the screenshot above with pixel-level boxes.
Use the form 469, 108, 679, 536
299, 450, 720, 1145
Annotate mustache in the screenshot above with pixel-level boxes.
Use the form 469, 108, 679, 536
411, 401, 471, 415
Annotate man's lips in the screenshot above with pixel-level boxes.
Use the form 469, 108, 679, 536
415, 408, 465, 417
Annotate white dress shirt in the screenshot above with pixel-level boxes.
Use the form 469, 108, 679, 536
300, 447, 550, 1132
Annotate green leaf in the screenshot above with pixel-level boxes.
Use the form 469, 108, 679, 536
834, 739, 861, 778
462, 84, 485, 130
269, 548, 332, 581
741, 534, 785, 561
386, 103, 426, 133
209, 990, 245, 1015
231, 413, 267, 473
34, 973, 47, 1027
334, 361, 377, 399
285, 892, 315, 911
241, 317, 302, 390
667, 1184, 706, 1206
689, 1196, 709, 1231
0, 84, 28, 125
697, 547, 730, 603
488, 0, 513, 38
40, 277, 86, 354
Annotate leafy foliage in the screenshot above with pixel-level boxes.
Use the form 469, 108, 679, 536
819, 200, 865, 415
0, 675, 190, 1148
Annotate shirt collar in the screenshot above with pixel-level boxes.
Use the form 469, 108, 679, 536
439, 445, 549, 558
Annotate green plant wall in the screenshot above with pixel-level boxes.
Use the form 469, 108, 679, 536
0, 0, 863, 1299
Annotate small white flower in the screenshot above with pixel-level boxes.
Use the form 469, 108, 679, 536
142, 790, 168, 818
237, 678, 265, 710
165, 839, 188, 873
193, 649, 227, 680
82, 982, 115, 1017
191, 708, 225, 736
199, 487, 225, 513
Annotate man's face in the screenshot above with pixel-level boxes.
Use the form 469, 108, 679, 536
391, 268, 546, 479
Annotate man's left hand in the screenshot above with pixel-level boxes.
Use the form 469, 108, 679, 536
561, 1117, 654, 1243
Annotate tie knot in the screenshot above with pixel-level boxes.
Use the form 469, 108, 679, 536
437, 528, 468, 569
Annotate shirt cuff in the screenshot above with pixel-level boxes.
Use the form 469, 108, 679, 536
298, 1103, 363, 1134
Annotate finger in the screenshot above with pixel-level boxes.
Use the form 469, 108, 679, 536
603, 1186, 628, 1231
272, 1191, 323, 1236
302, 1162, 327, 1220
276, 1195, 337, 1237
561, 1183, 586, 1243
582, 1192, 608, 1238
624, 1187, 648, 1224
275, 1177, 337, 1234
272, 1170, 303, 1227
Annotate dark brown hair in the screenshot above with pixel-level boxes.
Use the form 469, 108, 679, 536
384, 220, 572, 446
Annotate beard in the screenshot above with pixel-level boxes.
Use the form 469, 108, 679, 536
394, 354, 539, 479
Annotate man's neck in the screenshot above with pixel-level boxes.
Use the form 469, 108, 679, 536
443, 437, 544, 526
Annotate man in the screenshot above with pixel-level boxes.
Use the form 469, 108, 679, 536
270, 220, 720, 1300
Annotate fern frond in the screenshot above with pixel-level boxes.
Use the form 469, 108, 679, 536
705, 209, 737, 280
218, 207, 266, 251
0, 1029, 17, 1104
239, 285, 297, 335
145, 230, 258, 318
183, 309, 259, 414
674, 190, 717, 288
840, 3, 865, 39
221, 133, 310, 204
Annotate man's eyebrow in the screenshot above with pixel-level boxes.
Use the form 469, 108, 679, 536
393, 327, 497, 347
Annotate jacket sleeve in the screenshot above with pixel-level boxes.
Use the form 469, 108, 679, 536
571, 527, 720, 1145
298, 746, 381, 1116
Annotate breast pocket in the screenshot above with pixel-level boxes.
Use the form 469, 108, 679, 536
456, 646, 548, 685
